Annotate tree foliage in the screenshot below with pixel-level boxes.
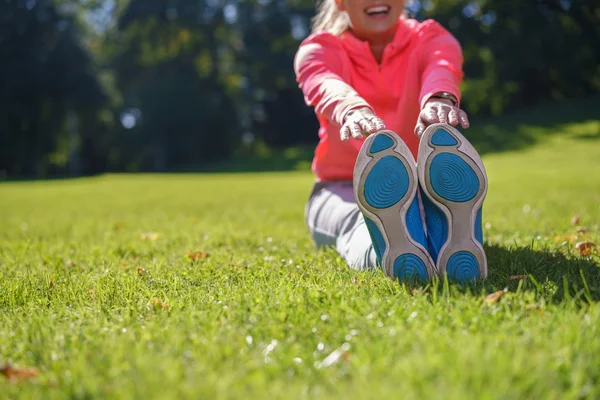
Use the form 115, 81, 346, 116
1, 0, 599, 177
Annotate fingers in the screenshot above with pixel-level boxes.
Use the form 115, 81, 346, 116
459, 110, 470, 128
341, 112, 387, 141
422, 105, 440, 124
417, 103, 470, 138
361, 117, 386, 135
350, 123, 363, 140
448, 108, 459, 126
414, 121, 426, 137
437, 106, 448, 124
372, 117, 386, 131
340, 125, 351, 141
358, 118, 376, 134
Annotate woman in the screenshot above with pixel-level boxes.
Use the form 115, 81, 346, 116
294, 0, 488, 282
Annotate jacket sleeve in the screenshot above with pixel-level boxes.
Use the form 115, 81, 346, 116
294, 34, 372, 126
418, 21, 464, 109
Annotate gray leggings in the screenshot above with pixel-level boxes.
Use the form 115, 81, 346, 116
305, 181, 377, 270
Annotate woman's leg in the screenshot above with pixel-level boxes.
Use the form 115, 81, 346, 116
305, 181, 377, 271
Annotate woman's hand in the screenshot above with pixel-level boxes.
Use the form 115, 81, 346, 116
415, 98, 470, 137
340, 107, 386, 141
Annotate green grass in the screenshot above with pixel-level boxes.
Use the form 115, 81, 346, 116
1, 103, 600, 399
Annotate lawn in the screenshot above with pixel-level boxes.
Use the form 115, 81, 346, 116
1, 99, 600, 399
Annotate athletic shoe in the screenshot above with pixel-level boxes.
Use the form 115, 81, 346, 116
353, 130, 435, 281
417, 123, 488, 282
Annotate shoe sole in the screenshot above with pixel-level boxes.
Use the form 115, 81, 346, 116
353, 131, 435, 281
417, 123, 488, 281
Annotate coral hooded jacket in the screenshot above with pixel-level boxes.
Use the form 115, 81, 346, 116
294, 16, 463, 181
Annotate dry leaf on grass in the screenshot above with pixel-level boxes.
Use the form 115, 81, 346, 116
571, 215, 581, 225
140, 232, 159, 241
137, 266, 145, 276
49, 279, 54, 288
554, 234, 579, 244
485, 289, 507, 304
575, 241, 596, 256
0, 364, 39, 383
151, 297, 169, 309
186, 251, 209, 261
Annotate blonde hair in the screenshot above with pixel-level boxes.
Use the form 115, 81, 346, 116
311, 0, 349, 36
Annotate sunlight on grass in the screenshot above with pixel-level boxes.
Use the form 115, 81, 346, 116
1, 115, 599, 398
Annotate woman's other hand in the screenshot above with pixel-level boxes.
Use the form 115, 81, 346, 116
415, 98, 470, 137
340, 107, 386, 141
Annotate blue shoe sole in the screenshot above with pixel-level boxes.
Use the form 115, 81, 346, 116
417, 124, 488, 282
354, 131, 435, 281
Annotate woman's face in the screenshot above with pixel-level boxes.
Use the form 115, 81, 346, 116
338, 0, 405, 39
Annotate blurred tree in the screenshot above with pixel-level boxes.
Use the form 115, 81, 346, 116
236, 0, 319, 148
420, 0, 600, 115
108, 0, 240, 171
0, 0, 106, 177
1, 0, 598, 177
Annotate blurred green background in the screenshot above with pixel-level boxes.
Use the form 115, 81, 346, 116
1, 0, 599, 178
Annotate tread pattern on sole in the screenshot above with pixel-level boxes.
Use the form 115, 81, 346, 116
420, 190, 448, 263
418, 124, 488, 281
446, 251, 480, 282
370, 134, 395, 153
431, 129, 458, 146
356, 131, 435, 281
475, 208, 483, 245
429, 153, 480, 203
364, 217, 386, 262
363, 156, 409, 209
393, 254, 428, 281
405, 196, 427, 250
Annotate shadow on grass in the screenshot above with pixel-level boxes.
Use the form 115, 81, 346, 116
195, 145, 316, 174
463, 94, 600, 156
0, 173, 104, 185
204, 94, 600, 173
2, 96, 599, 181
410, 243, 600, 304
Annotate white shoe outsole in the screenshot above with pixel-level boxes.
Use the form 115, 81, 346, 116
417, 123, 488, 281
353, 130, 435, 281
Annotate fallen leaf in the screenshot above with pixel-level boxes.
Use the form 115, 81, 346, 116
141, 232, 159, 241
509, 275, 528, 281
554, 234, 578, 244
186, 251, 209, 261
137, 266, 145, 276
0, 364, 39, 383
49, 279, 54, 288
575, 241, 596, 256
152, 298, 168, 309
88, 289, 96, 297
485, 289, 507, 304
571, 215, 581, 225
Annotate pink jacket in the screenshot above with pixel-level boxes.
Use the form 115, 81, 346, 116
294, 17, 464, 181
